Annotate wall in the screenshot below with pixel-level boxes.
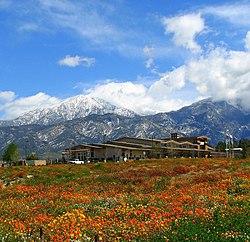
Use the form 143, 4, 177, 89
34, 160, 46, 166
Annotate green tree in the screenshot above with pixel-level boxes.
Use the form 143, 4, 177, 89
216, 141, 226, 152
26, 152, 39, 160
2, 143, 20, 164
239, 139, 250, 158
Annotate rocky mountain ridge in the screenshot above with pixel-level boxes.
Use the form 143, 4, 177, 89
0, 98, 249, 157
0, 95, 136, 126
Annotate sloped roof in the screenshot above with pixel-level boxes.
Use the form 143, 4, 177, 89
108, 140, 152, 148
116, 136, 163, 143
93, 143, 151, 151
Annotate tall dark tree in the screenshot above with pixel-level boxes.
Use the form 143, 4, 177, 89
2, 143, 20, 164
239, 139, 250, 158
216, 141, 226, 152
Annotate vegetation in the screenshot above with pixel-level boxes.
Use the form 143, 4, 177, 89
215, 141, 226, 152
0, 158, 249, 241
216, 138, 250, 158
239, 139, 250, 158
26, 152, 39, 160
2, 143, 20, 164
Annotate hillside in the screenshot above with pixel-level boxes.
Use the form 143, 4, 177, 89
0, 158, 249, 241
0, 98, 249, 156
0, 95, 136, 126
167, 98, 250, 139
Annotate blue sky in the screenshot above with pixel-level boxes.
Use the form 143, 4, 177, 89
1, 0, 250, 119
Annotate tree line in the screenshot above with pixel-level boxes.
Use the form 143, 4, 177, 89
2, 143, 39, 165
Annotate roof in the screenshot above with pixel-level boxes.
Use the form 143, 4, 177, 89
177, 136, 211, 141
162, 140, 198, 146
65, 144, 103, 151
108, 140, 152, 148
92, 143, 151, 151
116, 136, 163, 143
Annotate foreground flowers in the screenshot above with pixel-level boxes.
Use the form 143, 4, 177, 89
0, 158, 249, 241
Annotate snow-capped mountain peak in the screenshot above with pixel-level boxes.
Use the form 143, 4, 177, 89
5, 95, 137, 126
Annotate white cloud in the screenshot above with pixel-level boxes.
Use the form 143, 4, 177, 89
1, 0, 169, 59
148, 66, 186, 98
88, 81, 147, 110
202, 4, 250, 26
38, 0, 122, 45
2, 3, 250, 118
58, 55, 95, 67
18, 23, 39, 32
162, 13, 205, 52
184, 47, 250, 110
33, 1, 148, 58
145, 58, 154, 69
86, 31, 250, 114
87, 80, 191, 115
0, 91, 16, 102
143, 46, 155, 68
0, 92, 61, 120
143, 46, 155, 57
245, 31, 250, 51
5, 38, 250, 119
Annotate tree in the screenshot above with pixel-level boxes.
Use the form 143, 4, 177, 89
2, 143, 20, 164
26, 152, 39, 160
216, 141, 226, 152
239, 139, 250, 158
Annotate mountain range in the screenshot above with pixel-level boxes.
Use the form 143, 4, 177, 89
0, 95, 136, 127
0, 95, 249, 158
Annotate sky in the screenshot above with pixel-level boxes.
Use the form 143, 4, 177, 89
1, 0, 250, 120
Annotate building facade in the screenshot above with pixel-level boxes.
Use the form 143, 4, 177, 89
62, 134, 214, 162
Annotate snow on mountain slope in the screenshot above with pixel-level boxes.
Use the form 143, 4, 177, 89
5, 95, 137, 126
0, 98, 250, 155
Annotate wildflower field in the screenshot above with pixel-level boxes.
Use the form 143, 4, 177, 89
0, 158, 249, 241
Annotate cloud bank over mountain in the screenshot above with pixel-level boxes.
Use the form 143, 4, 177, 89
1, 1, 250, 119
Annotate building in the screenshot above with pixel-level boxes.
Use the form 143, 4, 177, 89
62, 134, 214, 162
25, 160, 47, 166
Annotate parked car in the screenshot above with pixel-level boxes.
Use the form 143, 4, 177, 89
69, 159, 84, 164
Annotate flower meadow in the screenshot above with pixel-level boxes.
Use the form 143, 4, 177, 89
0, 158, 249, 241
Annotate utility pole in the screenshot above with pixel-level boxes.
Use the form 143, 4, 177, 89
25, 138, 29, 159
225, 130, 234, 158
231, 134, 234, 158
103, 134, 107, 144
225, 136, 228, 158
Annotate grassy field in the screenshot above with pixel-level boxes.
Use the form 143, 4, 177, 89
0, 158, 249, 241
